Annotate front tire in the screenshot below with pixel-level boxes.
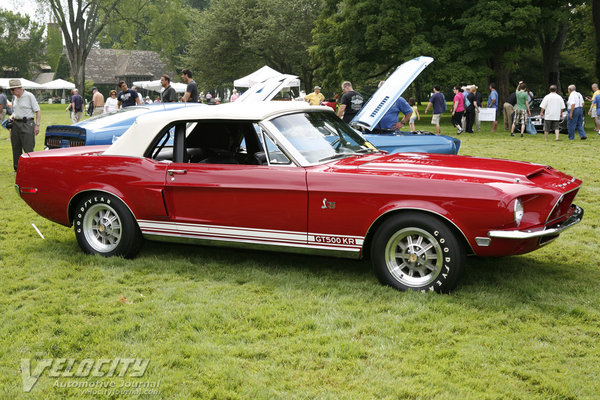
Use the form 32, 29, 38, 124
74, 193, 142, 258
371, 213, 465, 293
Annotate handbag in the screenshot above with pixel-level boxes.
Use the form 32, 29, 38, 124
525, 118, 537, 135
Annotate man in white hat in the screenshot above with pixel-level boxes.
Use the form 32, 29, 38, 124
7, 79, 41, 172
305, 85, 325, 105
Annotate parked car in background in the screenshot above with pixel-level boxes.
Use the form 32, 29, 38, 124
44, 103, 204, 148
17, 101, 583, 293
528, 97, 582, 134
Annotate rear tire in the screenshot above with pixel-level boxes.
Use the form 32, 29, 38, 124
74, 193, 142, 258
371, 213, 465, 293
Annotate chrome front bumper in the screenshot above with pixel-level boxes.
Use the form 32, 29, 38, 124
487, 204, 583, 240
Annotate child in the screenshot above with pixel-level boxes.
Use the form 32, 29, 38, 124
408, 98, 420, 131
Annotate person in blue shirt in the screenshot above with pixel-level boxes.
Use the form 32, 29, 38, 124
487, 83, 499, 132
593, 94, 600, 135
371, 84, 414, 132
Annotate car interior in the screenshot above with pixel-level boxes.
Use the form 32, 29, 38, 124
145, 120, 292, 166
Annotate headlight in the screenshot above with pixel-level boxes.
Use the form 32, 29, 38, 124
514, 198, 524, 227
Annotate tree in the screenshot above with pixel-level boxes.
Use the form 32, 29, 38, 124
593, 0, 600, 79
97, 0, 191, 69
46, 22, 63, 71
39, 0, 120, 92
184, 0, 323, 91
457, 0, 541, 104
311, 0, 426, 92
533, 0, 585, 93
0, 10, 46, 78
55, 53, 72, 80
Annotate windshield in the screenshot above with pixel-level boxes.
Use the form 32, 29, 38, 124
269, 111, 376, 163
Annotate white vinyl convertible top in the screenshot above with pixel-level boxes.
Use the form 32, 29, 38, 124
104, 101, 329, 157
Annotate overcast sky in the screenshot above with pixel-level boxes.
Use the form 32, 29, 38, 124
1, 0, 48, 22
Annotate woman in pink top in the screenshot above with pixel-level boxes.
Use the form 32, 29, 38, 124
451, 85, 465, 134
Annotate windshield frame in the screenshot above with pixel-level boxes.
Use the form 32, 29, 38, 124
260, 110, 377, 167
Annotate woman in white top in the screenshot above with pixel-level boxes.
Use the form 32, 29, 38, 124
104, 90, 118, 113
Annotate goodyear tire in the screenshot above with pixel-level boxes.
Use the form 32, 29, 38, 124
74, 193, 142, 258
371, 213, 465, 293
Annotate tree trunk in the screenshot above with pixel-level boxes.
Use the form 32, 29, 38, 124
594, 0, 600, 80
540, 24, 567, 93
492, 52, 511, 106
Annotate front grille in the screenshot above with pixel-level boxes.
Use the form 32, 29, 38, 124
547, 189, 579, 224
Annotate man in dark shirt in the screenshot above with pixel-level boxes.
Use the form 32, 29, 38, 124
117, 81, 141, 109
160, 74, 177, 103
503, 91, 517, 131
465, 85, 477, 133
424, 85, 446, 134
337, 81, 363, 123
181, 69, 198, 102
70, 89, 84, 123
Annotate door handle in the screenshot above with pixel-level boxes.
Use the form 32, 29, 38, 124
167, 169, 187, 176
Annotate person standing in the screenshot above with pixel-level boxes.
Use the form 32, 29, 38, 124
6, 79, 40, 172
131, 86, 143, 104
0, 88, 8, 123
539, 85, 566, 141
229, 89, 240, 102
510, 82, 530, 137
371, 95, 413, 131
451, 86, 465, 134
408, 98, 419, 131
586, 83, 600, 132
424, 85, 446, 134
503, 91, 517, 131
181, 69, 198, 103
117, 81, 141, 109
104, 90, 118, 112
160, 74, 177, 103
68, 89, 84, 123
91, 87, 104, 116
464, 85, 477, 133
305, 86, 325, 105
472, 85, 483, 131
566, 84, 587, 140
337, 81, 363, 123
487, 83, 499, 132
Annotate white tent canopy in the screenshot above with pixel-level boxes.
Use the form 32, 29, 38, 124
234, 66, 300, 88
40, 79, 76, 90
133, 80, 189, 93
0, 77, 43, 90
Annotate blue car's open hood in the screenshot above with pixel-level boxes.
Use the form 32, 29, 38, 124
351, 56, 434, 130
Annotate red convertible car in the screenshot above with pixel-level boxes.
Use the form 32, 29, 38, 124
15, 102, 583, 292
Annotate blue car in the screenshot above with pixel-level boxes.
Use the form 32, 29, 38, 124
237, 56, 460, 155
361, 130, 460, 154
45, 103, 204, 149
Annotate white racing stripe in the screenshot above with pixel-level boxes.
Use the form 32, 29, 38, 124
138, 220, 364, 251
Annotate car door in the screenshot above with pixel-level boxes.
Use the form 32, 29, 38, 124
161, 121, 308, 247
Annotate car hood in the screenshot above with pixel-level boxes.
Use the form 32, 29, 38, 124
328, 152, 580, 188
351, 56, 434, 130
236, 74, 300, 102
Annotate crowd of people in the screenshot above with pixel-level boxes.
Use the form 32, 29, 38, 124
2, 69, 600, 173
306, 79, 600, 141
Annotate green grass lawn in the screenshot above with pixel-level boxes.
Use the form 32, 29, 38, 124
1, 104, 599, 399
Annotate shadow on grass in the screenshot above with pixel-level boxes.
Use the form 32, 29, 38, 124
23, 234, 600, 306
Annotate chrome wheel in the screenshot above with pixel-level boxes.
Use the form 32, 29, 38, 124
82, 203, 122, 253
384, 227, 443, 288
